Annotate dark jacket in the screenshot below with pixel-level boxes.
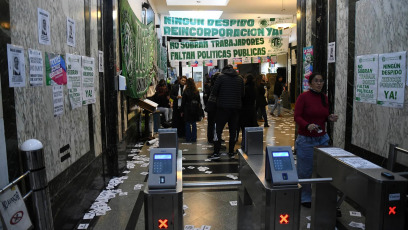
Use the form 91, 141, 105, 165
153, 85, 170, 108
203, 82, 211, 106
256, 82, 268, 107
170, 83, 184, 109
241, 81, 258, 127
274, 80, 284, 97
212, 68, 244, 109
181, 89, 202, 122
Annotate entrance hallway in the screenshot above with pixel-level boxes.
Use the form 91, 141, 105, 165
69, 109, 367, 230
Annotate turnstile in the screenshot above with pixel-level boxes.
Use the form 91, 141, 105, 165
144, 148, 183, 230
158, 128, 178, 151
244, 127, 263, 155
238, 146, 300, 230
312, 147, 407, 230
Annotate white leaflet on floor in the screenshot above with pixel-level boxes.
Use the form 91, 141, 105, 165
183, 205, 188, 210
204, 171, 212, 174
83, 213, 95, 219
204, 158, 211, 161
123, 170, 131, 174
128, 154, 137, 157
201, 225, 211, 230
141, 163, 149, 167
187, 166, 195, 169
229, 201, 237, 206
182, 157, 186, 160
77, 224, 89, 229
307, 223, 310, 229
182, 167, 186, 170
182, 142, 193, 145
184, 225, 194, 230
306, 216, 311, 221
183, 149, 189, 151
119, 192, 128, 196
140, 172, 149, 175
196, 143, 202, 145
134, 184, 144, 190
350, 211, 361, 217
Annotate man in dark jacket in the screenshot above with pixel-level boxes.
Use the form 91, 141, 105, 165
208, 65, 244, 159
170, 76, 187, 137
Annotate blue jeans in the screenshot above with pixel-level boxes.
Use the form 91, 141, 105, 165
270, 94, 281, 116
295, 134, 329, 203
185, 122, 197, 142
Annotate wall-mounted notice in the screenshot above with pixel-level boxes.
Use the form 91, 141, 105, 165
377, 51, 406, 108
66, 54, 82, 109
28, 49, 44, 86
302, 46, 313, 92
328, 42, 335, 63
355, 54, 378, 104
67, 17, 76, 47
82, 56, 96, 105
98, 50, 104, 73
38, 8, 50, 45
7, 44, 26, 87
53, 85, 64, 116
45, 53, 67, 85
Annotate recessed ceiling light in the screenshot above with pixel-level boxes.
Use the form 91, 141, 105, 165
169, 11, 223, 19
166, 0, 229, 6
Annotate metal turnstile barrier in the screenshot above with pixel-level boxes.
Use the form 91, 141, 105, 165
312, 147, 407, 230
144, 148, 183, 230
238, 146, 300, 230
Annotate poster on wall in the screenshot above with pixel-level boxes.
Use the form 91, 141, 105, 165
66, 54, 82, 109
302, 46, 313, 92
53, 85, 64, 116
242, 57, 251, 64
81, 56, 96, 105
45, 53, 67, 85
7, 44, 26, 87
28, 49, 44, 86
67, 17, 76, 47
98, 50, 104, 73
377, 51, 406, 108
328, 42, 335, 63
38, 8, 50, 45
355, 54, 378, 104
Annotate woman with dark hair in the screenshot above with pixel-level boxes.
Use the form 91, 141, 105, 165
153, 79, 172, 122
181, 78, 202, 142
255, 75, 269, 127
240, 73, 258, 149
294, 72, 338, 208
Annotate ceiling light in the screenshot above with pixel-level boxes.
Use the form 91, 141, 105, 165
169, 11, 223, 19
166, 0, 229, 6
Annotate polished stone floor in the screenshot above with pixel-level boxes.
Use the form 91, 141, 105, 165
74, 108, 367, 230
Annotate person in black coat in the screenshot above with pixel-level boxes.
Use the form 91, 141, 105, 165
180, 78, 202, 142
255, 75, 269, 127
170, 76, 187, 137
209, 65, 244, 159
240, 74, 258, 149
271, 75, 284, 117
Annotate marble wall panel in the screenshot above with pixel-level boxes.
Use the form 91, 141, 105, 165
10, 0, 102, 180
306, 0, 312, 46
333, 0, 349, 149
352, 0, 408, 165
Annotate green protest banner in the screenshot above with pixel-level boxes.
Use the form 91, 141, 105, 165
120, 0, 156, 98
168, 36, 288, 61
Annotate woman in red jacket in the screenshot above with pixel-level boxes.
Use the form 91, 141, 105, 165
294, 72, 338, 208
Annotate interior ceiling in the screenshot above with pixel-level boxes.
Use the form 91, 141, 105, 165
149, 0, 298, 19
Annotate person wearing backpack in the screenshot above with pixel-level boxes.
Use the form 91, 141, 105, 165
181, 78, 203, 142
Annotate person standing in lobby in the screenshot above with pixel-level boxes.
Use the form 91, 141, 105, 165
294, 72, 338, 208
208, 65, 244, 159
270, 75, 284, 117
170, 76, 187, 137
180, 78, 202, 142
